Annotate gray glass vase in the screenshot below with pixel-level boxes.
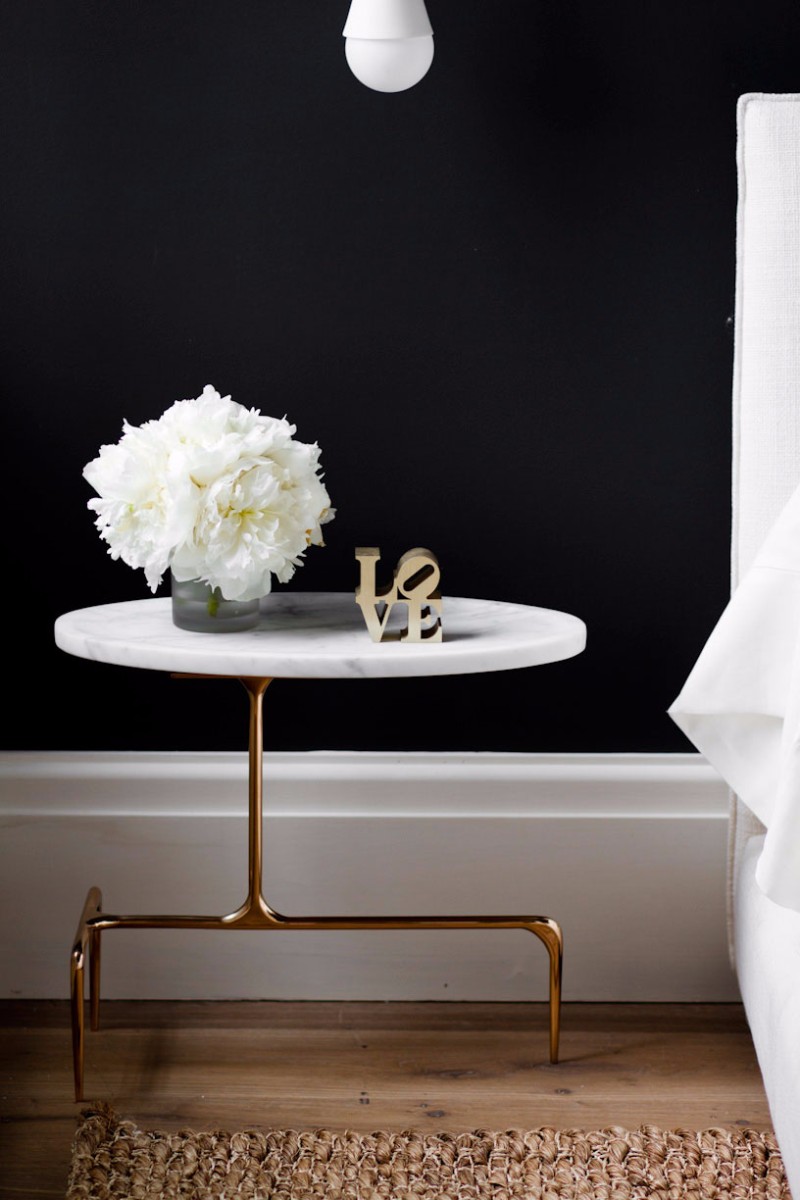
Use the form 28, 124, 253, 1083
170, 571, 260, 632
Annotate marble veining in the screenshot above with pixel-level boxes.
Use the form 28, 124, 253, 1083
54, 592, 586, 679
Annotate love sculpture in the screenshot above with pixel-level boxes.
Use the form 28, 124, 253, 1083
355, 547, 443, 643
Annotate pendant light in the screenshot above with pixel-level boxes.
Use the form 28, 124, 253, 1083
343, 0, 434, 93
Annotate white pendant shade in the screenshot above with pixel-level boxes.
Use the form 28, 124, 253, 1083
343, 0, 433, 40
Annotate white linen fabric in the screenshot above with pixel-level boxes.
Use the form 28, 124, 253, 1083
669, 479, 800, 913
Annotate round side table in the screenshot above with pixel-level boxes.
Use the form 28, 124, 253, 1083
55, 591, 587, 1100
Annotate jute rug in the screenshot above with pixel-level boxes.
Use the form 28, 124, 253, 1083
66, 1104, 791, 1200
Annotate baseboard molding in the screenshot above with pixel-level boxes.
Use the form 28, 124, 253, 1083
0, 751, 738, 1001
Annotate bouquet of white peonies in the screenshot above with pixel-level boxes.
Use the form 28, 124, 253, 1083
83, 384, 335, 601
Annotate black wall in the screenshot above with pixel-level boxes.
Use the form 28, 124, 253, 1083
3, 1, 797, 754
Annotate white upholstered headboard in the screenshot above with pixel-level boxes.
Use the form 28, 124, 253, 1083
729, 93, 800, 921
733, 94, 800, 585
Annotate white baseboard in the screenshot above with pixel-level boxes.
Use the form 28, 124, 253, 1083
0, 751, 738, 1002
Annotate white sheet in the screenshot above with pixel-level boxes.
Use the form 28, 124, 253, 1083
669, 478, 800, 913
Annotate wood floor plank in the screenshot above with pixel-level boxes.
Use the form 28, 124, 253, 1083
0, 1001, 772, 1198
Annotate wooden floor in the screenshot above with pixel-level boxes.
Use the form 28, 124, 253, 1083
0, 1000, 771, 1198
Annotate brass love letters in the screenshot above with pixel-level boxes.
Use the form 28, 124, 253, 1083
355, 547, 443, 643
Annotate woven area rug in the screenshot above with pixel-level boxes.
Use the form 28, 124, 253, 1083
66, 1104, 791, 1200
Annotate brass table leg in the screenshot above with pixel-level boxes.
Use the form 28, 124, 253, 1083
70, 886, 102, 1103
70, 675, 563, 1101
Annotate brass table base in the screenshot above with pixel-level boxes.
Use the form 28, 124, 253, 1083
70, 676, 563, 1102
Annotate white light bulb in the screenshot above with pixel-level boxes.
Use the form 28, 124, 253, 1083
343, 0, 434, 94
344, 36, 434, 93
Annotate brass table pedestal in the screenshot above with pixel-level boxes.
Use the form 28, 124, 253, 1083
70, 675, 563, 1101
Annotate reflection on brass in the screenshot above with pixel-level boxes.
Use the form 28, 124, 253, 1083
355, 547, 443, 642
69, 674, 562, 1101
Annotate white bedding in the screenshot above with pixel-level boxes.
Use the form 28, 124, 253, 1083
734, 836, 800, 1190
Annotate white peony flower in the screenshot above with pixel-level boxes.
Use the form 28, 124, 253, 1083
83, 385, 335, 598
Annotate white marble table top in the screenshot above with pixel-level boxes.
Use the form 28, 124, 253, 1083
54, 592, 586, 679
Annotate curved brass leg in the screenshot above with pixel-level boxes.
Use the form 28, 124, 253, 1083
271, 911, 564, 1064
528, 917, 563, 1062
